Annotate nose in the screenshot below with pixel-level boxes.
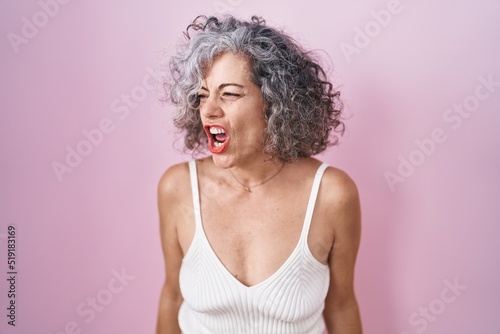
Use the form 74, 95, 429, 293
199, 95, 223, 119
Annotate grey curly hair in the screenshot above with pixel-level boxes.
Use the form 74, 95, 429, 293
167, 15, 344, 162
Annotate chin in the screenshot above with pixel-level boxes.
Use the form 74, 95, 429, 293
210, 154, 235, 169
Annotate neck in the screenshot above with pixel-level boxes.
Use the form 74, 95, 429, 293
226, 157, 285, 191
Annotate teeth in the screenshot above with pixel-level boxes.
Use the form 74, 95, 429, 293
214, 142, 223, 148
209, 127, 225, 135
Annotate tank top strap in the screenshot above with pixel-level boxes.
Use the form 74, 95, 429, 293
188, 160, 203, 229
299, 162, 329, 243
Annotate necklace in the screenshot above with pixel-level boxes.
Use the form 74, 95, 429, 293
227, 162, 285, 192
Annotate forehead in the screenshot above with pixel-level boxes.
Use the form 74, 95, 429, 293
202, 52, 252, 85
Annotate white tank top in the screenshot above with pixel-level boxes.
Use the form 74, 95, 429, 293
178, 160, 330, 333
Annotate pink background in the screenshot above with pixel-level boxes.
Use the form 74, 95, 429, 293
1, 0, 500, 333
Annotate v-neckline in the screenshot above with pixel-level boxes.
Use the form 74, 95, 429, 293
189, 160, 328, 289
198, 216, 307, 289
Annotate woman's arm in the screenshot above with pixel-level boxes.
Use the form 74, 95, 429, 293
156, 165, 186, 334
322, 168, 362, 334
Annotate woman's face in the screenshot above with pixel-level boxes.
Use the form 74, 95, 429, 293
198, 52, 267, 169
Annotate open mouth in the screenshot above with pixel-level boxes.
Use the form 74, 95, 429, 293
204, 125, 229, 154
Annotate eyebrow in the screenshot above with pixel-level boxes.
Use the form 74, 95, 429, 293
200, 83, 245, 91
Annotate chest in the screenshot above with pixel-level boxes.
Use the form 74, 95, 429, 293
203, 196, 306, 276
205, 188, 306, 238
180, 179, 331, 286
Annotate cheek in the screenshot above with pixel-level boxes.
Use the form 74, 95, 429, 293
229, 118, 263, 147
230, 99, 267, 141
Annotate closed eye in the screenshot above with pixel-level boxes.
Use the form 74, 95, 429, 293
221, 92, 241, 99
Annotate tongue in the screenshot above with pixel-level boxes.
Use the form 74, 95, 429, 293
215, 133, 227, 142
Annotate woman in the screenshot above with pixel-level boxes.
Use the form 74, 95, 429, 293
156, 15, 362, 334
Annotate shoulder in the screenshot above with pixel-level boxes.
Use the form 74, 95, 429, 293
321, 165, 359, 204
157, 161, 191, 203
291, 158, 360, 211
317, 163, 361, 228
158, 161, 190, 189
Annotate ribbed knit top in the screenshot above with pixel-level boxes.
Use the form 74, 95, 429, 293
178, 160, 330, 333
